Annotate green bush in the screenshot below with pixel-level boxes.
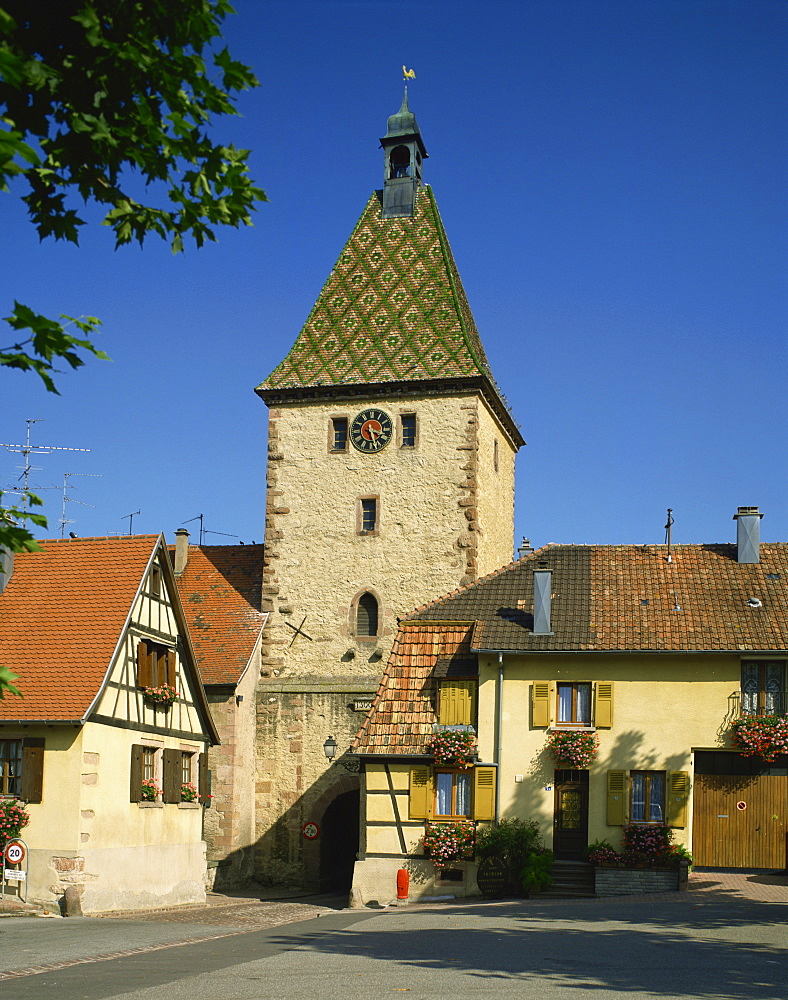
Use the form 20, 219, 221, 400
476, 818, 542, 872
521, 848, 554, 891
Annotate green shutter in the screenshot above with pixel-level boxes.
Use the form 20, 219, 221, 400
667, 771, 689, 828
472, 766, 496, 821
595, 682, 614, 728
607, 770, 627, 825
409, 767, 432, 819
532, 682, 550, 727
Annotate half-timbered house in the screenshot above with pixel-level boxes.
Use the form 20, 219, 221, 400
0, 534, 219, 913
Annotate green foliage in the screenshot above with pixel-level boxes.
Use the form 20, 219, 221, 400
584, 838, 620, 865
0, 797, 29, 840
475, 817, 543, 871
520, 848, 554, 891
0, 2, 265, 627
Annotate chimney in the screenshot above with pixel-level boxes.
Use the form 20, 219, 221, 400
733, 506, 763, 564
0, 546, 13, 596
517, 537, 534, 560
174, 528, 190, 575
532, 562, 553, 635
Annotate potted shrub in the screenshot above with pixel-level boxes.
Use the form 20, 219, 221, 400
425, 730, 477, 768
546, 730, 599, 768
730, 715, 788, 762
476, 818, 545, 897
521, 847, 554, 894
422, 821, 475, 872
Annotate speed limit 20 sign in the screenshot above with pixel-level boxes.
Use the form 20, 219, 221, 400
4, 840, 26, 865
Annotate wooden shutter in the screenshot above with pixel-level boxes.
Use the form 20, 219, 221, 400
532, 682, 550, 727
472, 766, 496, 821
595, 682, 614, 728
20, 738, 44, 804
607, 770, 627, 825
136, 641, 152, 687
198, 752, 210, 807
667, 771, 690, 828
130, 744, 144, 802
162, 749, 181, 803
166, 649, 177, 689
439, 681, 476, 725
409, 767, 432, 819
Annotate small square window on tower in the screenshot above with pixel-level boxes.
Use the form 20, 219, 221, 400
330, 417, 348, 452
400, 413, 417, 448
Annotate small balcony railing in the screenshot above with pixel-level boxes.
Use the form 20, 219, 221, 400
739, 693, 787, 717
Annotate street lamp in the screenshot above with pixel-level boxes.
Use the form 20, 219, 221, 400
323, 735, 337, 761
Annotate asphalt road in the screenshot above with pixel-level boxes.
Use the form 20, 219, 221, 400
1, 893, 787, 1000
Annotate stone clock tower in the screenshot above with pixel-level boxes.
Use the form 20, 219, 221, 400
253, 90, 524, 887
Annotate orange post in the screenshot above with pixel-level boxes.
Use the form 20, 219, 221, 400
396, 868, 409, 900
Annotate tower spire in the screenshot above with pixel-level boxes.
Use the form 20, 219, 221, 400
380, 83, 428, 219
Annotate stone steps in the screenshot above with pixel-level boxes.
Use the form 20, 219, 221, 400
542, 860, 596, 898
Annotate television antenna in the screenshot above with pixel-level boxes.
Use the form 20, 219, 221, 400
182, 513, 239, 546
122, 510, 141, 535
59, 472, 101, 538
1, 418, 90, 512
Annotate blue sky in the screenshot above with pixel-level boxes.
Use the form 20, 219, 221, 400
2, 0, 786, 551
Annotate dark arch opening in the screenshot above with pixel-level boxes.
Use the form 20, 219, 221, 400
357, 592, 379, 636
319, 789, 360, 892
389, 145, 410, 178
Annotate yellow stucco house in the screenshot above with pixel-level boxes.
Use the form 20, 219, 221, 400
0, 534, 219, 914
351, 506, 788, 903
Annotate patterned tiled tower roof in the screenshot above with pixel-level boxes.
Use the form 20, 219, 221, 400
256, 186, 521, 442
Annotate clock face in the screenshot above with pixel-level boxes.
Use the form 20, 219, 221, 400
350, 408, 393, 453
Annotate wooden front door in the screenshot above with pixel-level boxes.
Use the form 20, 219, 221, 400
693, 773, 788, 868
553, 769, 589, 860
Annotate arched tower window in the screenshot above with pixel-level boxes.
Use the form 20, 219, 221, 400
356, 593, 379, 637
389, 145, 410, 178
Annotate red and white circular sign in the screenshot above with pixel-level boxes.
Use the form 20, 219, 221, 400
4, 840, 25, 864
736, 801, 747, 811
302, 822, 320, 840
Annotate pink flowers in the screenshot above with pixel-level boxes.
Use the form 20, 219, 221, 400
181, 782, 199, 802
141, 777, 161, 801
731, 715, 788, 763
546, 730, 599, 768
422, 822, 475, 871
143, 684, 177, 706
0, 799, 29, 842
426, 730, 477, 769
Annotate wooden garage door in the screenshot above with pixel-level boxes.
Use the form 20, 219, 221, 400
693, 773, 788, 868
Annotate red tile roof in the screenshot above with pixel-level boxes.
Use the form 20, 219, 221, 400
173, 545, 266, 686
352, 622, 475, 756
0, 535, 160, 720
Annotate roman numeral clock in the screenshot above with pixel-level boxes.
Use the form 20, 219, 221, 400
350, 408, 393, 453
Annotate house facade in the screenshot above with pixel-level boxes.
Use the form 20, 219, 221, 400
351, 506, 788, 903
252, 88, 523, 887
0, 535, 219, 914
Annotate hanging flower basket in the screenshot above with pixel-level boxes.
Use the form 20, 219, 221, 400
546, 729, 599, 768
730, 715, 788, 763
425, 730, 477, 768
0, 798, 30, 844
422, 821, 476, 871
143, 683, 177, 707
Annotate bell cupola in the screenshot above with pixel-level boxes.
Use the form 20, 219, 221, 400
380, 86, 428, 219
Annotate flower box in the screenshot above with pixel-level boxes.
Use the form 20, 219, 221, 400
425, 730, 477, 769
546, 729, 598, 768
142, 683, 177, 707
730, 715, 788, 762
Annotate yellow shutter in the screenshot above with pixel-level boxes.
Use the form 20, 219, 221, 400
439, 681, 476, 725
667, 771, 689, 828
595, 682, 614, 728
532, 681, 550, 727
472, 766, 496, 821
607, 770, 627, 825
409, 767, 432, 819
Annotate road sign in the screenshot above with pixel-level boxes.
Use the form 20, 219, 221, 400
302, 821, 320, 840
4, 840, 25, 865
3, 870, 25, 881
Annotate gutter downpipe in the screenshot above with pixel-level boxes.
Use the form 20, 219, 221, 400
495, 652, 503, 824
